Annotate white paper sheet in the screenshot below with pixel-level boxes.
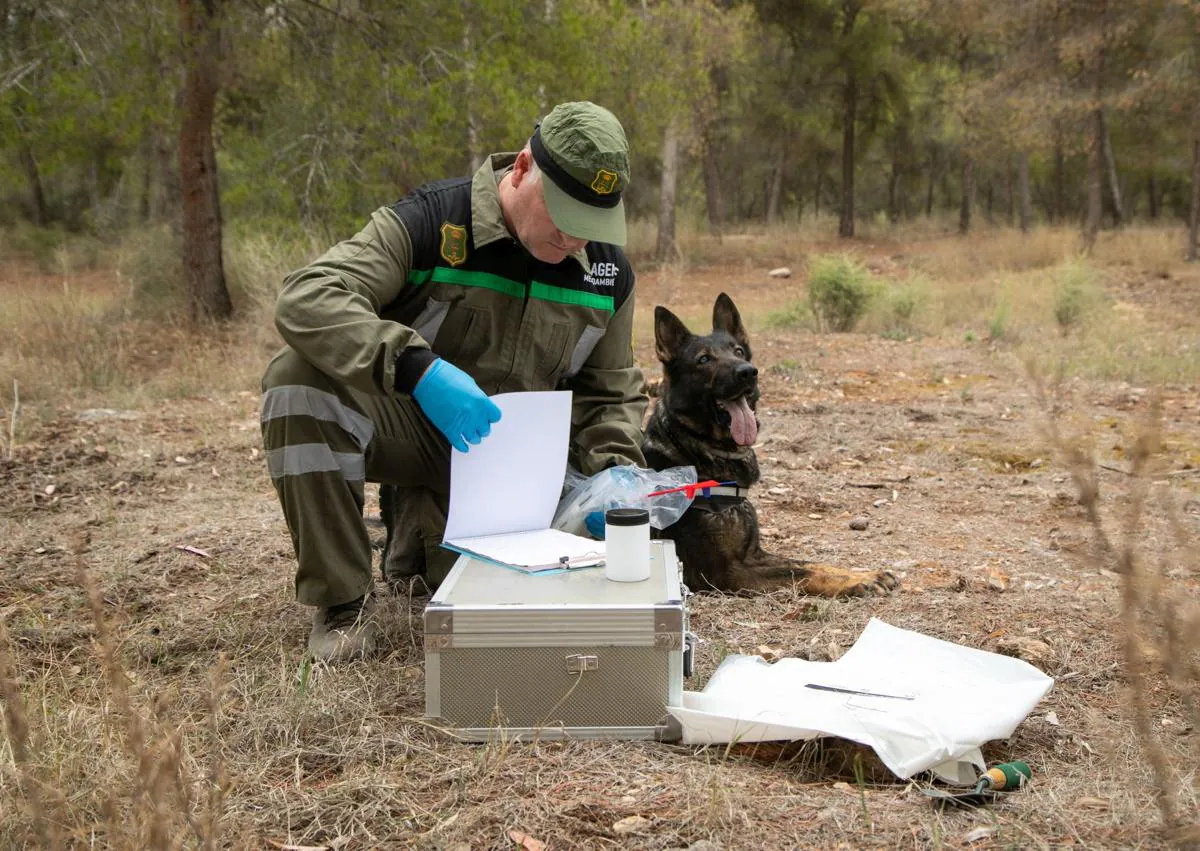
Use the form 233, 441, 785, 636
443, 528, 606, 572
668, 619, 1054, 780
442, 390, 604, 571
443, 391, 572, 540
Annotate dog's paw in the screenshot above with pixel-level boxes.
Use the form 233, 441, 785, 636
799, 564, 900, 598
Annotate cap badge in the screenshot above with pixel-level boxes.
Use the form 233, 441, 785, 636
591, 169, 620, 195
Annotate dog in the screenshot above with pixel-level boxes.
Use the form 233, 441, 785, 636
641, 292, 899, 597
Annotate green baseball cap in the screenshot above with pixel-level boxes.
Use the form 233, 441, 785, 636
530, 101, 629, 246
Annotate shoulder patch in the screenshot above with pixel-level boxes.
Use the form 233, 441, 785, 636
439, 222, 468, 267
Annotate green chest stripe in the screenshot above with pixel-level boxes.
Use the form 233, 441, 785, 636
408, 266, 614, 314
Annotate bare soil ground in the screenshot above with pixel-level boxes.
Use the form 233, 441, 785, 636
2, 244, 1199, 849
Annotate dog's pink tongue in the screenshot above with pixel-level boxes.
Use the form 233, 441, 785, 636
725, 396, 758, 446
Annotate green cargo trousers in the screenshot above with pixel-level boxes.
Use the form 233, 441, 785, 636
260, 347, 458, 608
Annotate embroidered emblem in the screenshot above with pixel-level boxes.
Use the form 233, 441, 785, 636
591, 169, 619, 195
439, 222, 468, 267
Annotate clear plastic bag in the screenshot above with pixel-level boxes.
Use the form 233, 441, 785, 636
552, 465, 697, 535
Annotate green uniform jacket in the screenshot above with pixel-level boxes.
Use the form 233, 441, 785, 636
274, 154, 647, 475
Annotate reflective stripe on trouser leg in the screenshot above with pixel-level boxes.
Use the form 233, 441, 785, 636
261, 351, 375, 608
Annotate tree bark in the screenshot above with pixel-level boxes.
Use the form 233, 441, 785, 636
1099, 108, 1123, 226
655, 116, 680, 262
958, 156, 975, 235
766, 141, 786, 225
1018, 151, 1032, 232
178, 0, 232, 322
1053, 134, 1065, 223
1006, 157, 1015, 226
16, 132, 48, 226
887, 156, 901, 225
1189, 137, 1199, 262
839, 71, 857, 238
1083, 108, 1104, 253
925, 147, 936, 216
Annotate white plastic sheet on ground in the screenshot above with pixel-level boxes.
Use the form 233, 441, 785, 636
668, 618, 1054, 782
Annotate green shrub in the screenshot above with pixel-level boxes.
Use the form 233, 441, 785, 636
987, 301, 1011, 341
764, 298, 814, 330
807, 254, 873, 332
1053, 259, 1097, 334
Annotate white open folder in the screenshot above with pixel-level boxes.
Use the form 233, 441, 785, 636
441, 391, 606, 573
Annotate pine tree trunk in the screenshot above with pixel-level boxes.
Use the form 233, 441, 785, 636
178, 0, 231, 322
985, 180, 994, 223
925, 148, 936, 216
1054, 135, 1065, 223
1188, 137, 1199, 262
1006, 157, 1015, 226
1018, 151, 1032, 232
766, 142, 785, 225
1099, 109, 1123, 226
839, 71, 857, 238
814, 165, 822, 217
1083, 108, 1104, 253
655, 117, 679, 262
703, 64, 729, 236
463, 25, 482, 173
887, 157, 900, 224
958, 156, 975, 235
17, 133, 48, 226
1148, 175, 1159, 220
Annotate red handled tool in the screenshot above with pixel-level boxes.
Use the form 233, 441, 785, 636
646, 480, 737, 499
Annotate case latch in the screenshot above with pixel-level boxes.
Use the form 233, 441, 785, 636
564, 654, 599, 673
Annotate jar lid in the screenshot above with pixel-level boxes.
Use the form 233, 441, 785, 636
605, 507, 649, 527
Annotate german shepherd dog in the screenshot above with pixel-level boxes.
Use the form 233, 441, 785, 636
642, 293, 899, 597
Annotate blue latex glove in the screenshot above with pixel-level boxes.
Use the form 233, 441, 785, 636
585, 510, 606, 539
412, 359, 502, 453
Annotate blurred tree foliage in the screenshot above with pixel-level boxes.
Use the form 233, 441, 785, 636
2, 0, 1199, 312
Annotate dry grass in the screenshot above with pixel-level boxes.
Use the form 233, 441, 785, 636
1032, 368, 1200, 845
2, 221, 1200, 848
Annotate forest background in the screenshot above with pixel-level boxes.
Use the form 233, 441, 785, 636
3, 0, 1200, 324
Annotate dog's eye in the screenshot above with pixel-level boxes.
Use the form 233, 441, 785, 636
734, 346, 745, 358
697, 354, 711, 365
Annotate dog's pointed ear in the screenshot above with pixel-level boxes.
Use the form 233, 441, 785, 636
713, 292, 750, 352
655, 306, 692, 363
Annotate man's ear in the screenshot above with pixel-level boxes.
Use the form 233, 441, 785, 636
655, 306, 692, 364
712, 292, 751, 353
510, 148, 534, 189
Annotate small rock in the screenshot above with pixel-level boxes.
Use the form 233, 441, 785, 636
996, 636, 1053, 668
612, 815, 651, 835
1045, 711, 1060, 726
873, 499, 888, 508
767, 267, 792, 278
849, 516, 869, 531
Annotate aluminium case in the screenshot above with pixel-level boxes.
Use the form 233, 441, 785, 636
424, 539, 687, 741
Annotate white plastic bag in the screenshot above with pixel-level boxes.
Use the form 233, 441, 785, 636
552, 465, 697, 535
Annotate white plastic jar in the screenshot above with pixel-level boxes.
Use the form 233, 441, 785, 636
604, 508, 651, 582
